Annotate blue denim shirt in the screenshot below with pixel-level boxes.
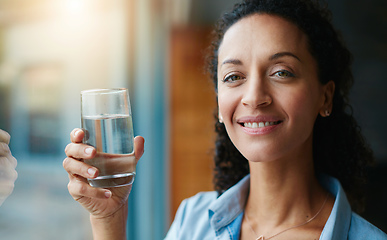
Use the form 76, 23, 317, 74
165, 175, 387, 240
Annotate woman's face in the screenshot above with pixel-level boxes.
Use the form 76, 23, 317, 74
217, 14, 334, 163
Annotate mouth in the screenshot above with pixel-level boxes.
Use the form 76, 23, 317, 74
239, 120, 282, 128
240, 120, 282, 128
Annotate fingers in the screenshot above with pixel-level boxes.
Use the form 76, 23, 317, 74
70, 128, 84, 143
0, 156, 18, 181
64, 157, 109, 199
65, 128, 112, 200
66, 129, 95, 160
63, 149, 111, 199
0, 129, 10, 145
65, 142, 96, 160
0, 143, 17, 168
0, 180, 16, 205
0, 142, 10, 157
68, 178, 112, 200
134, 136, 145, 162
8, 154, 17, 169
63, 157, 98, 180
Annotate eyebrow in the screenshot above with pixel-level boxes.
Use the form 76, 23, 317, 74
221, 59, 243, 67
220, 52, 301, 67
269, 52, 301, 62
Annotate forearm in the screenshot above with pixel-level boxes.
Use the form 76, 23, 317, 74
90, 203, 128, 240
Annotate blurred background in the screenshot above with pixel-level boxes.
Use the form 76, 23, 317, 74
0, 0, 385, 239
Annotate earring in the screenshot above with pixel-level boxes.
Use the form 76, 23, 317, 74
218, 113, 223, 123
325, 110, 330, 117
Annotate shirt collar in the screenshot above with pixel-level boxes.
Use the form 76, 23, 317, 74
319, 174, 352, 240
208, 174, 250, 232
207, 174, 353, 239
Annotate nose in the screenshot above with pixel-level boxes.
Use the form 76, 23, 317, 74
241, 77, 272, 108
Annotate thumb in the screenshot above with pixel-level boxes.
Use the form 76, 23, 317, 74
134, 136, 145, 162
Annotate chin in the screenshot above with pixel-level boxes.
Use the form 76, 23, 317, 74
238, 148, 283, 163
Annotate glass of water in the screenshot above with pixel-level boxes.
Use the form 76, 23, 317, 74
81, 88, 135, 188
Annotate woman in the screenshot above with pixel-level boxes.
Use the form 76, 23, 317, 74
63, 0, 387, 239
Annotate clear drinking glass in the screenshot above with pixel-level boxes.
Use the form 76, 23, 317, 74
80, 88, 135, 188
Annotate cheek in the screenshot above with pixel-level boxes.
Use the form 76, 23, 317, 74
286, 87, 321, 126
218, 101, 230, 122
217, 89, 236, 120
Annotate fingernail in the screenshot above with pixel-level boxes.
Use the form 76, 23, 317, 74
75, 129, 82, 137
88, 168, 96, 176
105, 190, 111, 198
85, 147, 93, 155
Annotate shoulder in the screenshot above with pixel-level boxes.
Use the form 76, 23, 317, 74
165, 176, 251, 239
175, 191, 218, 220
165, 191, 218, 239
348, 212, 387, 239
181, 191, 218, 207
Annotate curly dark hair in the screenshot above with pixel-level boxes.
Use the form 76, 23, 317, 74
207, 0, 374, 213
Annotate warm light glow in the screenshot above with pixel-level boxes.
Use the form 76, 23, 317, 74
49, 0, 91, 19
66, 0, 87, 15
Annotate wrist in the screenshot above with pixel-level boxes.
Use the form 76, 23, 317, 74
90, 203, 128, 240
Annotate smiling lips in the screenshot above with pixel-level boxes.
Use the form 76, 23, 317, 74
243, 121, 281, 128
236, 117, 283, 134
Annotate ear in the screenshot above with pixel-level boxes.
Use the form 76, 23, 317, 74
319, 81, 335, 117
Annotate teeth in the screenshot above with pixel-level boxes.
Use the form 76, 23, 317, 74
244, 121, 277, 128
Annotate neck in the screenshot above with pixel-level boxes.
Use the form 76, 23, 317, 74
245, 149, 327, 230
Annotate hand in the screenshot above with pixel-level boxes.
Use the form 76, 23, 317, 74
0, 129, 18, 206
63, 128, 145, 219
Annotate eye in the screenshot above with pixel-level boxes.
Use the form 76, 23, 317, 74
223, 73, 244, 83
273, 70, 295, 78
